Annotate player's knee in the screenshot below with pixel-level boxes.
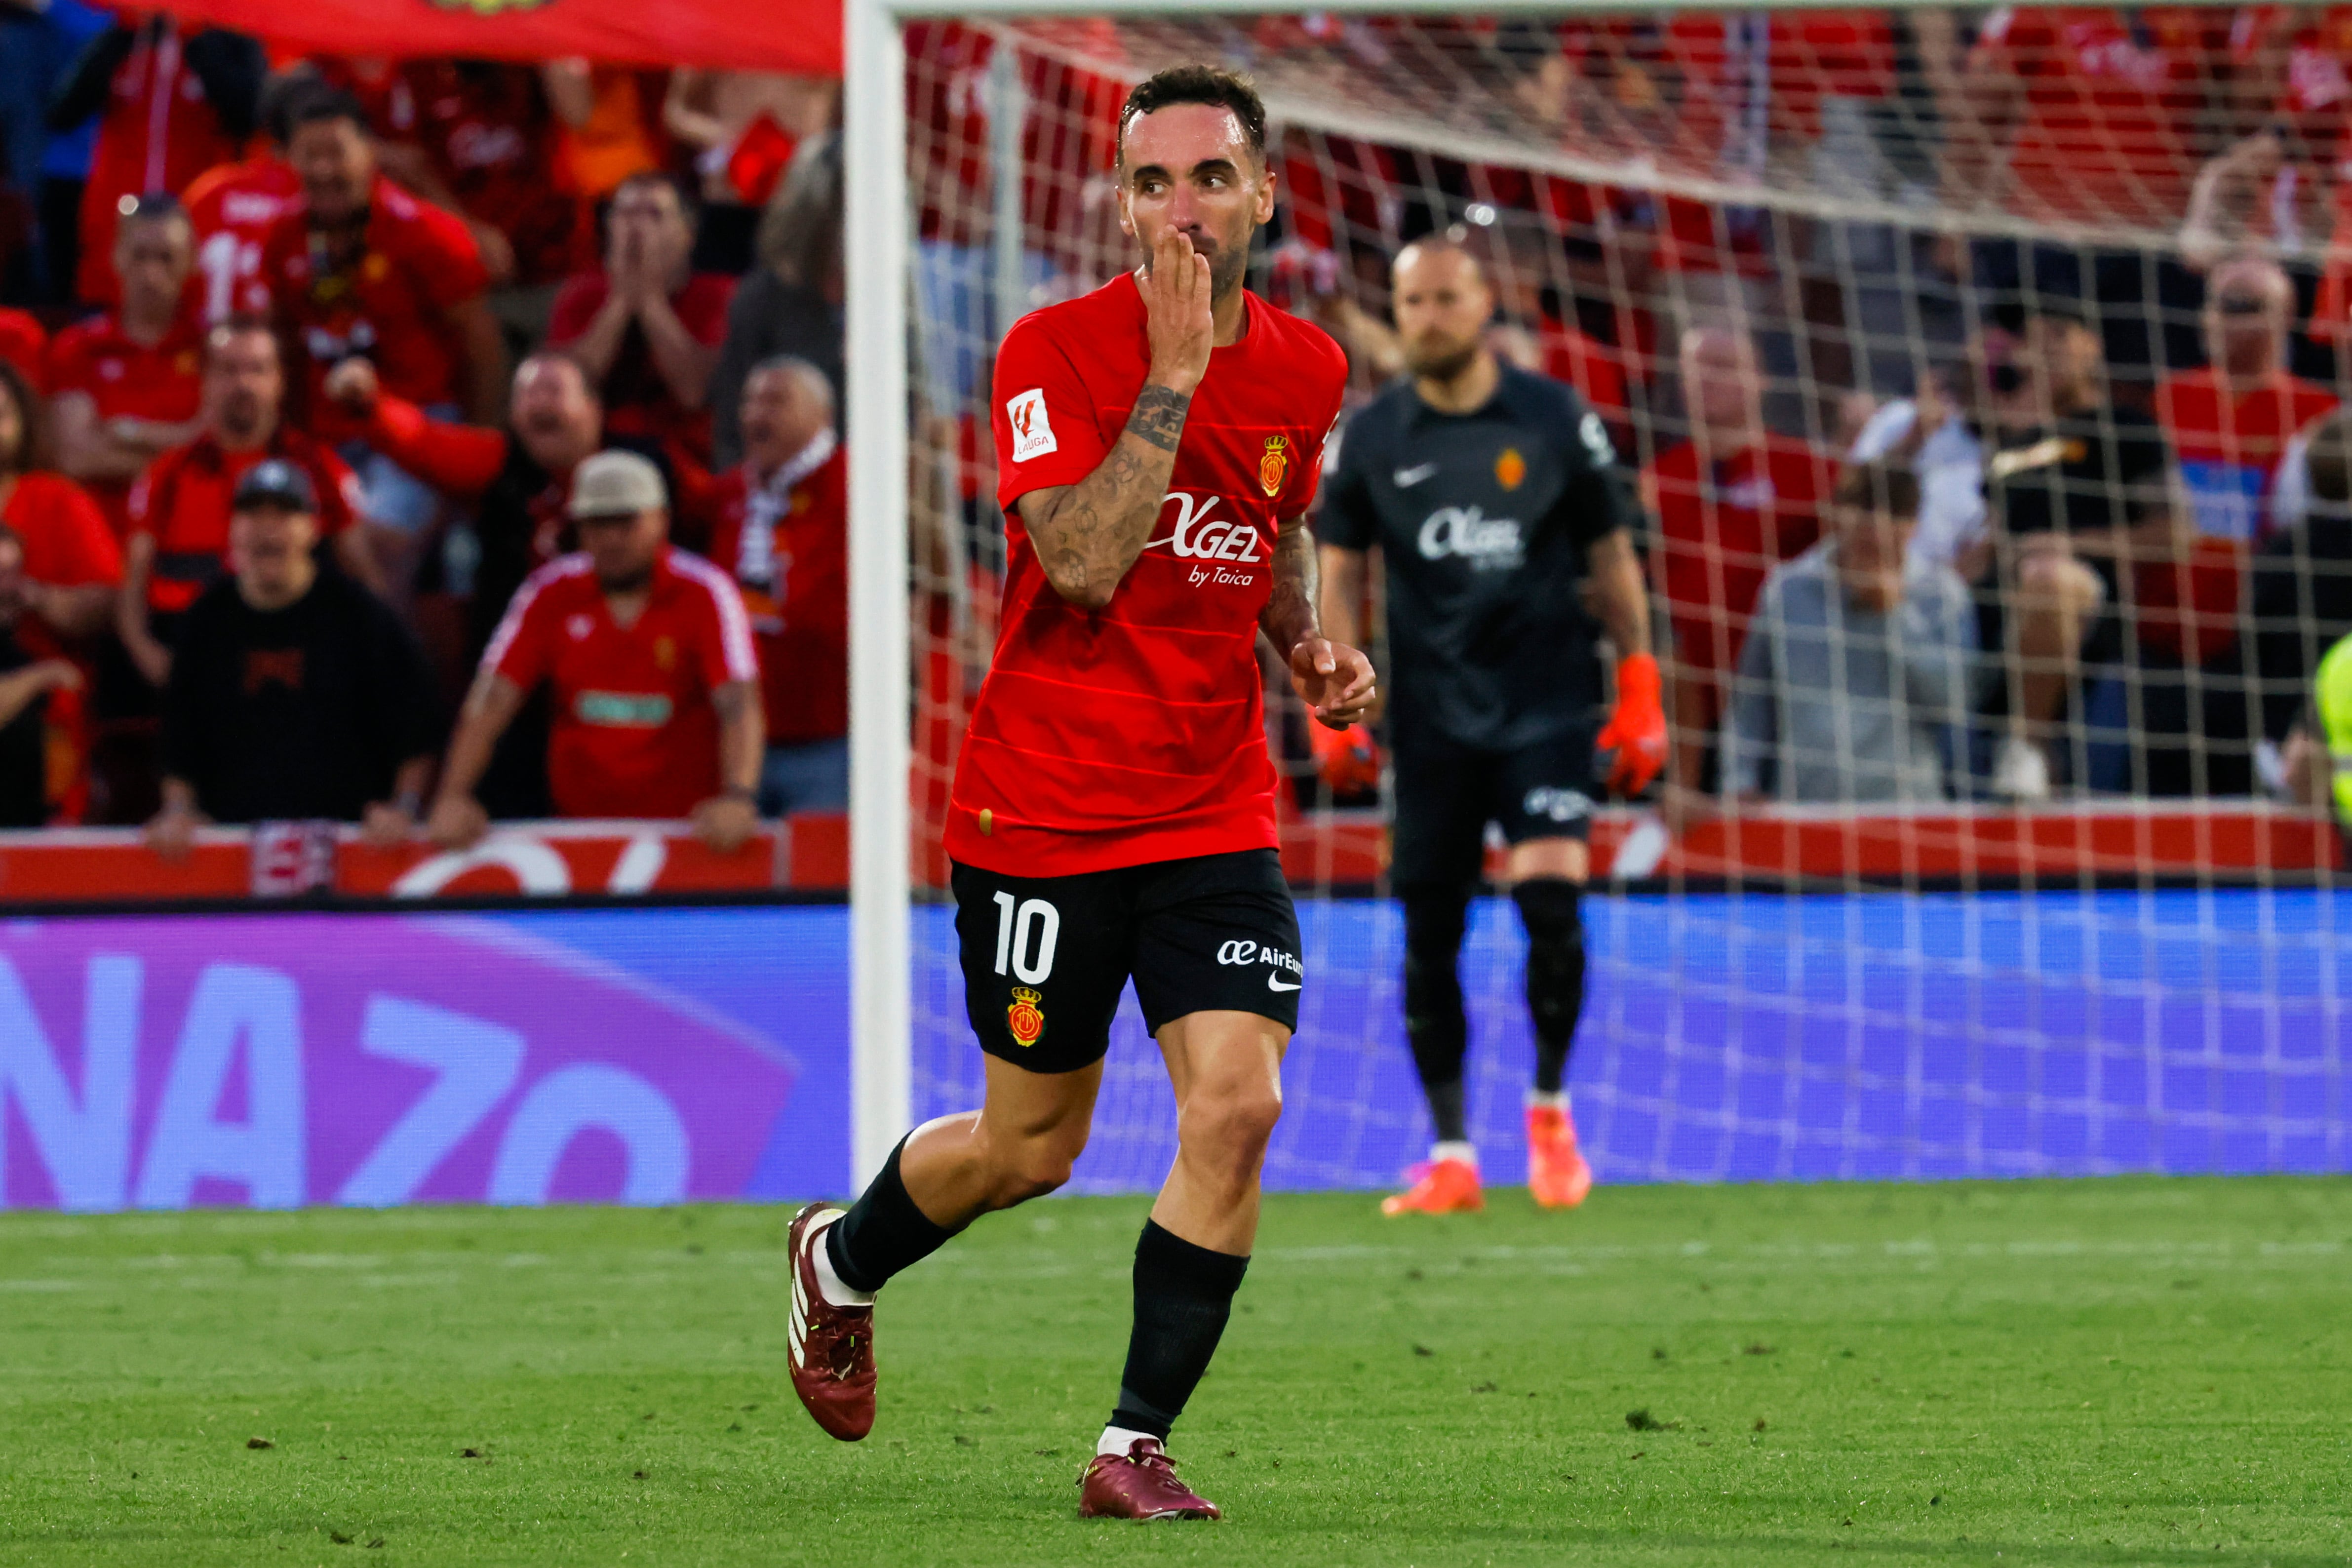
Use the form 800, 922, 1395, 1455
1513, 878, 1587, 1030
1183, 1078, 1284, 1166
1401, 884, 1471, 1009
978, 1125, 1085, 1208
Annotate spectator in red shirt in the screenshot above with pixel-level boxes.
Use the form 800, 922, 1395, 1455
0, 310, 42, 388
705, 357, 845, 814
44, 16, 263, 306
118, 320, 374, 689
428, 450, 763, 850
181, 77, 304, 326
259, 88, 507, 535
1642, 323, 1832, 799
0, 359, 120, 819
547, 172, 734, 466
0, 528, 87, 828
383, 62, 585, 294
46, 195, 205, 537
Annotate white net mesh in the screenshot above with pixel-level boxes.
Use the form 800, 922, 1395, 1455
899, 10, 2352, 1192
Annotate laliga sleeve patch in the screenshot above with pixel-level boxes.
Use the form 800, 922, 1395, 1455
1007, 388, 1058, 463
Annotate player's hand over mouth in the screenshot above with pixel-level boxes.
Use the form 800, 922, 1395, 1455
1141, 226, 1215, 394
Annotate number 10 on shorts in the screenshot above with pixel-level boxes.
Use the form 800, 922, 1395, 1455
992, 893, 1060, 984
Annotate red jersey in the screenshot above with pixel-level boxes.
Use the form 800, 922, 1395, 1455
953, 275, 1349, 877
1970, 6, 2217, 227
257, 174, 490, 437
183, 156, 303, 325
483, 548, 760, 819
42, 314, 206, 535
3, 474, 121, 593
705, 440, 848, 747
76, 20, 243, 306
0, 310, 43, 389
127, 430, 361, 616
547, 271, 735, 464
397, 62, 584, 287
2156, 368, 2337, 542
1646, 435, 1832, 689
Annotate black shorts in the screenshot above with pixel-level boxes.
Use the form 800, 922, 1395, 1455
1390, 726, 1596, 888
951, 848, 1303, 1075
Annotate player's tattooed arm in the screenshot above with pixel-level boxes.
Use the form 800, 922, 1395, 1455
1270, 515, 1379, 729
1018, 385, 1192, 610
1259, 513, 1321, 653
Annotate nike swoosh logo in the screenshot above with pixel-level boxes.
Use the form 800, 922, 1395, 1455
1394, 464, 1438, 487
1268, 976, 1301, 992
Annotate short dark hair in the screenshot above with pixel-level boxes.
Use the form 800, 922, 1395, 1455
1835, 459, 1921, 520
1118, 65, 1267, 168
285, 87, 370, 137
204, 314, 281, 368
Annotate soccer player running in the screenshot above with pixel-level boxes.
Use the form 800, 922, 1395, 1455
1317, 235, 1664, 1216
783, 66, 1371, 1521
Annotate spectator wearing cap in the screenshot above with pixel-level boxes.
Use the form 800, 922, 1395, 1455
1976, 303, 2178, 799
118, 319, 376, 691
253, 88, 507, 539
0, 527, 87, 827
547, 172, 735, 466
705, 356, 846, 814
46, 194, 205, 536
1725, 462, 1978, 805
146, 458, 438, 858
429, 450, 763, 853
321, 351, 692, 666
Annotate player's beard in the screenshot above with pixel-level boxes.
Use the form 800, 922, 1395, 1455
1403, 332, 1483, 384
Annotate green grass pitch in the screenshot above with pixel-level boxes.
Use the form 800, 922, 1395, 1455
0, 1176, 2346, 1567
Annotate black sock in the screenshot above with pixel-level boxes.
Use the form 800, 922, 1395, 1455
1402, 883, 1472, 1140
1107, 1220, 1250, 1440
825, 1136, 960, 1294
1424, 1077, 1468, 1143
1514, 878, 1586, 1097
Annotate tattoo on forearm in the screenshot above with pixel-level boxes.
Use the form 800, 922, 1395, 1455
1260, 522, 1318, 646
1124, 385, 1190, 453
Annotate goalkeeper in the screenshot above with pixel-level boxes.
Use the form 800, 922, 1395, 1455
1317, 234, 1661, 1215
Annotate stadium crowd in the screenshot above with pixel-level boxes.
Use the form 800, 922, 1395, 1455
0, 8, 2350, 842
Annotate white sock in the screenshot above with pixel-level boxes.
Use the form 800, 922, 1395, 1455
1098, 1424, 1159, 1458
808, 1215, 877, 1308
1527, 1089, 1570, 1112
1430, 1139, 1478, 1168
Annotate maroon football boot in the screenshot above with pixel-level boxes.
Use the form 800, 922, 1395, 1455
785, 1204, 877, 1441
1078, 1436, 1221, 1520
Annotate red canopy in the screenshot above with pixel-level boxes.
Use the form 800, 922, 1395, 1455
146, 0, 841, 75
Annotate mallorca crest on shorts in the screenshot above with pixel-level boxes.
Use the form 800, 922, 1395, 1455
1495, 446, 1527, 490
1007, 987, 1046, 1048
1259, 435, 1290, 498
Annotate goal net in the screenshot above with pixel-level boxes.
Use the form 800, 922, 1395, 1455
878, 6, 2352, 1194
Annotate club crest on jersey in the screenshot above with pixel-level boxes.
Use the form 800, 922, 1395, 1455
1495, 447, 1527, 490
1259, 435, 1290, 498
1006, 987, 1046, 1048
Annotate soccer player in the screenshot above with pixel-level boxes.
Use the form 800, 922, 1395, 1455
783, 65, 1371, 1521
1317, 235, 1664, 1216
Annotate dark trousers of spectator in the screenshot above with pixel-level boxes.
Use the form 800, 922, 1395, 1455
39, 177, 81, 310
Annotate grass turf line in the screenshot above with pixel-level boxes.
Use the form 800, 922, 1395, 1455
0, 1176, 2345, 1567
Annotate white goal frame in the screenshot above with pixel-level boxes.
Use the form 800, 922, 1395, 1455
842, 0, 1971, 1186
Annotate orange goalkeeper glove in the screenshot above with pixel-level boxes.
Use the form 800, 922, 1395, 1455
1596, 651, 1667, 797
1309, 716, 1381, 797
